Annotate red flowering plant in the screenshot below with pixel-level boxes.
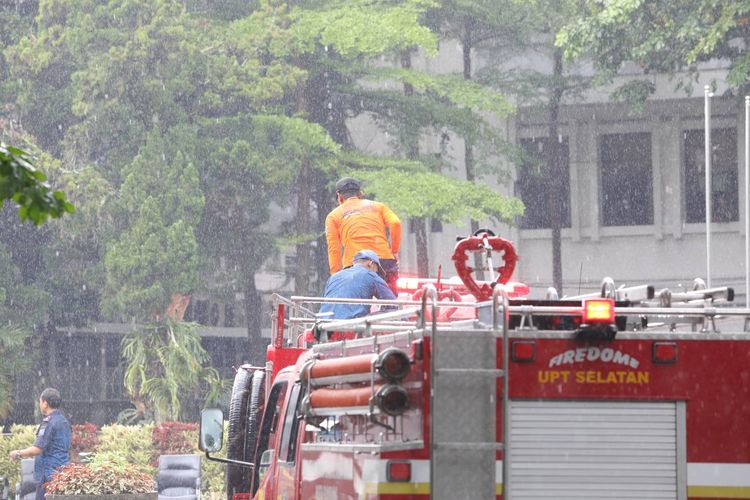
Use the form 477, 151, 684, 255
151, 422, 198, 458
70, 423, 98, 462
46, 461, 155, 495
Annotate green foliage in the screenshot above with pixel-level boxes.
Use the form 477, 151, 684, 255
0, 425, 37, 487
356, 168, 524, 222
290, 0, 439, 58
0, 328, 32, 418
121, 319, 228, 423
0, 144, 74, 225
0, 242, 41, 419
372, 69, 515, 118
1, 423, 225, 496
558, 0, 750, 97
94, 423, 155, 473
102, 130, 204, 320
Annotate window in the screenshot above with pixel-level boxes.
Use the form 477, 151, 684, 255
516, 137, 571, 229
252, 381, 288, 492
599, 132, 653, 226
278, 382, 303, 463
684, 128, 738, 223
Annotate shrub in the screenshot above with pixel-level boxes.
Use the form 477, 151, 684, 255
70, 423, 98, 462
0, 425, 38, 487
94, 424, 154, 474
152, 422, 198, 457
46, 462, 155, 495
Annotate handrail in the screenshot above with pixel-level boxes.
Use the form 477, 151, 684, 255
418, 284, 438, 331
272, 292, 750, 348
492, 284, 511, 499
291, 295, 477, 308
316, 307, 422, 333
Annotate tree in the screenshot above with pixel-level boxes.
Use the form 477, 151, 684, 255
474, 0, 592, 294
355, 165, 524, 229
0, 242, 45, 419
425, 0, 531, 277
558, 0, 750, 99
0, 144, 73, 225
121, 318, 227, 423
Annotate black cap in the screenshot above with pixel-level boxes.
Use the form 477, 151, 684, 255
335, 177, 361, 193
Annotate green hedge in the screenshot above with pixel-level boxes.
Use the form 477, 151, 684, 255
0, 425, 37, 488
1, 423, 226, 495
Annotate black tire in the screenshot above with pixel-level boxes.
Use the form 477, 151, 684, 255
226, 368, 267, 500
245, 370, 265, 495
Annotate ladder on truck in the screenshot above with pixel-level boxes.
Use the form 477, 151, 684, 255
421, 285, 511, 500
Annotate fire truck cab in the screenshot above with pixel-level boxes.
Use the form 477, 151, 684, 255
199, 232, 750, 500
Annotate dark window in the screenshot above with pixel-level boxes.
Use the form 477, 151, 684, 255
253, 381, 288, 492
106, 338, 123, 367
278, 382, 303, 463
224, 304, 235, 327
600, 132, 653, 226
209, 303, 220, 326
684, 128, 738, 223
516, 137, 571, 229
192, 300, 209, 325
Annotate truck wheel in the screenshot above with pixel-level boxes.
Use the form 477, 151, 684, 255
246, 370, 265, 495
225, 367, 254, 500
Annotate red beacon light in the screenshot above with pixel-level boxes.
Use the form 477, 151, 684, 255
577, 298, 618, 340
583, 298, 615, 323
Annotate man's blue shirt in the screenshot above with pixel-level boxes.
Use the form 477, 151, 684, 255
33, 410, 71, 483
320, 265, 396, 320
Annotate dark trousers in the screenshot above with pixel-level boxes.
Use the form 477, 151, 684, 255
380, 258, 399, 294
35, 482, 46, 500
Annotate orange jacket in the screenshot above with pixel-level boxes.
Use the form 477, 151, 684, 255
325, 197, 402, 274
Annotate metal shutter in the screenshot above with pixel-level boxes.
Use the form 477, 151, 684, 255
509, 400, 685, 500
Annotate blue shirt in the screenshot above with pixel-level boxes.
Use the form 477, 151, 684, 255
319, 265, 396, 320
33, 410, 71, 482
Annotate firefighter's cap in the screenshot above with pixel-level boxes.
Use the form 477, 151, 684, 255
353, 249, 385, 278
335, 176, 361, 193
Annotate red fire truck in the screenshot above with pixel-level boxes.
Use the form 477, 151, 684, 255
198, 231, 750, 500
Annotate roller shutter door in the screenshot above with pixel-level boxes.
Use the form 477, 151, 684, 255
509, 400, 685, 499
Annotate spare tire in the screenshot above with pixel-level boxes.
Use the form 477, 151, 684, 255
246, 370, 265, 495
225, 367, 265, 500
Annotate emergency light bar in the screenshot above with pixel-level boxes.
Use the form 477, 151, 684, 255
583, 299, 615, 323
576, 298, 618, 340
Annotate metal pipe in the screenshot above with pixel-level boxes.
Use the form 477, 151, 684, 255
291, 296, 477, 308
745, 96, 749, 307
316, 306, 422, 332
705, 85, 713, 287
492, 285, 511, 498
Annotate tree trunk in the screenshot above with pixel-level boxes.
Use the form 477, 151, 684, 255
243, 270, 265, 364
401, 50, 430, 276
294, 162, 312, 295
547, 48, 565, 294
461, 27, 484, 279
313, 170, 334, 293
414, 217, 429, 277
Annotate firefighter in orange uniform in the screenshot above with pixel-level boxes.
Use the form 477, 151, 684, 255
325, 177, 402, 293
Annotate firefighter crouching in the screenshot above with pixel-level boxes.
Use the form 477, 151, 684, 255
309, 249, 397, 343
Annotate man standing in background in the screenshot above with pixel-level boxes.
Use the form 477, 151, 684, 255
325, 177, 402, 292
9, 388, 71, 500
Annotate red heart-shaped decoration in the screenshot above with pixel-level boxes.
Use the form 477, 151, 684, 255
451, 233, 518, 301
